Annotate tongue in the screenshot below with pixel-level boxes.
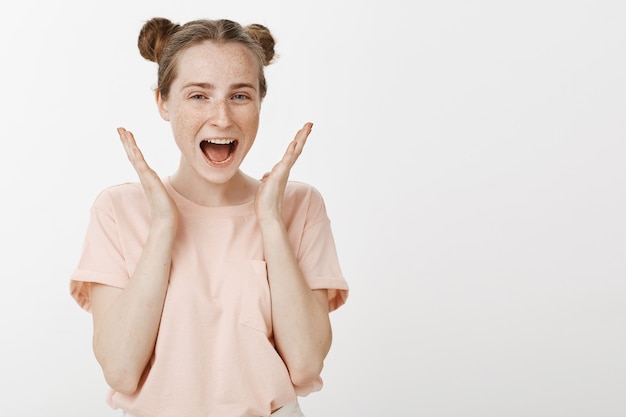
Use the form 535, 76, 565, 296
202, 142, 231, 162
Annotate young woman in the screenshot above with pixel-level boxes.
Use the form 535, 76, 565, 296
70, 17, 348, 417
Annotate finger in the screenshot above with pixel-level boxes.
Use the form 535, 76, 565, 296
118, 127, 139, 161
292, 122, 312, 154
117, 127, 157, 183
281, 122, 313, 169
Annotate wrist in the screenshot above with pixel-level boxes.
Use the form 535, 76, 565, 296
257, 215, 284, 233
150, 218, 178, 240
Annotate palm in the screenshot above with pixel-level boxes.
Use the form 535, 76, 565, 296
118, 127, 179, 227
255, 123, 312, 223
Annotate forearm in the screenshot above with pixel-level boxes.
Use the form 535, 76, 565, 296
260, 219, 332, 386
92, 223, 174, 394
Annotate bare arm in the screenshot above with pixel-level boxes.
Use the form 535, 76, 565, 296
255, 123, 332, 388
91, 128, 178, 394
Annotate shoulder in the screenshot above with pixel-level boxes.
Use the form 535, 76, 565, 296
88, 181, 151, 230
284, 181, 325, 205
91, 181, 145, 211
283, 181, 329, 223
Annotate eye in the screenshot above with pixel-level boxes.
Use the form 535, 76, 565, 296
191, 94, 207, 100
232, 93, 249, 101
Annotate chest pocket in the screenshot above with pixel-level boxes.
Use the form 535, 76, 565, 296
239, 260, 272, 335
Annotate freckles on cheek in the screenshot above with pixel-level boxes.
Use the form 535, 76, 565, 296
246, 113, 260, 134
170, 112, 201, 152
170, 107, 198, 137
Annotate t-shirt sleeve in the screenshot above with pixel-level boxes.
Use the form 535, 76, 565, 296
294, 186, 349, 312
70, 190, 131, 312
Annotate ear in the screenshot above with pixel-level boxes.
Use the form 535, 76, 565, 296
156, 90, 170, 121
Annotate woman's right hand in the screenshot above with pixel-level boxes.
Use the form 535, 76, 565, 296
118, 127, 179, 232
90, 128, 178, 394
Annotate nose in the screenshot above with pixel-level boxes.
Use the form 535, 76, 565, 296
208, 98, 233, 128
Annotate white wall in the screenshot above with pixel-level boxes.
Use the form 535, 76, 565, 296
1, 1, 624, 416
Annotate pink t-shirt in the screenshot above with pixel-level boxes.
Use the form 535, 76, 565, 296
70, 179, 348, 417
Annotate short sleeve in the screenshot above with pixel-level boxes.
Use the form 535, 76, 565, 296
286, 183, 349, 312
70, 189, 133, 312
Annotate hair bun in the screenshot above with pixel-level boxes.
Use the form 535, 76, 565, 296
245, 23, 276, 65
138, 17, 180, 63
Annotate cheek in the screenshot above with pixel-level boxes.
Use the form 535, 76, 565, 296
169, 108, 204, 151
241, 108, 260, 135
171, 106, 202, 135
249, 114, 260, 133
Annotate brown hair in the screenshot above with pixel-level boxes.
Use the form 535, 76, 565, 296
137, 17, 276, 99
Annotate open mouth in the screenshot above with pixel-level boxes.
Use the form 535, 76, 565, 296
200, 139, 238, 165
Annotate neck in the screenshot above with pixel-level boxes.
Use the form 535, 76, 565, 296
169, 166, 258, 207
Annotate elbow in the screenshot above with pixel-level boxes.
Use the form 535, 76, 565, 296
102, 366, 141, 395
94, 349, 142, 395
289, 359, 324, 388
287, 334, 331, 388
93, 338, 142, 395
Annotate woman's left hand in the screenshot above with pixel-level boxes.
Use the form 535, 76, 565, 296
255, 122, 312, 224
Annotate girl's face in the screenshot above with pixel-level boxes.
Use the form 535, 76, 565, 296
157, 40, 262, 185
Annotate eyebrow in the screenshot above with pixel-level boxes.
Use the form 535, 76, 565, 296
182, 82, 257, 90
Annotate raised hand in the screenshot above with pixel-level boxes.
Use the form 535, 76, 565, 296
118, 127, 179, 231
255, 123, 313, 224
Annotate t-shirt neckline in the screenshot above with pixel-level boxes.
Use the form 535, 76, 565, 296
164, 176, 256, 218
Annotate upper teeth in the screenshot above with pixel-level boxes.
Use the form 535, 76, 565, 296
206, 139, 234, 145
